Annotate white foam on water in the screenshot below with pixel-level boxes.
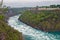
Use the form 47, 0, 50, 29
8, 15, 59, 40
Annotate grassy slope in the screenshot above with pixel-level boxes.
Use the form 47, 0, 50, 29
19, 10, 60, 31
0, 20, 23, 40
0, 8, 23, 40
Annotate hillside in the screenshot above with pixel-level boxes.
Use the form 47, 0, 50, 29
0, 20, 23, 40
0, 8, 23, 40
19, 10, 60, 32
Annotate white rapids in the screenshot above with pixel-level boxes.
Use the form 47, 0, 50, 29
8, 14, 60, 40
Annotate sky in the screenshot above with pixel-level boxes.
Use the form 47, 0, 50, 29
3, 0, 54, 3
0, 0, 60, 8
3, 0, 59, 3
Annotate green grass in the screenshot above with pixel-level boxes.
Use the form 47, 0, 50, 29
0, 14, 5, 20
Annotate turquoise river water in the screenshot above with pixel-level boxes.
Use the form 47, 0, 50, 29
8, 14, 60, 40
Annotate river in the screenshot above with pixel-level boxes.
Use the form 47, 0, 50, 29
8, 14, 60, 40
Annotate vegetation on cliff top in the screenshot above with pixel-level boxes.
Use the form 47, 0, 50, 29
19, 10, 60, 31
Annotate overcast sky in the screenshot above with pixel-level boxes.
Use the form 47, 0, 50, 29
0, 0, 60, 7
3, 0, 54, 2
3, 0, 59, 2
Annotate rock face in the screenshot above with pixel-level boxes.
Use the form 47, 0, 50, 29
19, 10, 60, 32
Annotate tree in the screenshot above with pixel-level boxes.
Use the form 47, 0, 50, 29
50, 5, 57, 8
35, 6, 39, 14
0, 0, 3, 7
57, 5, 60, 8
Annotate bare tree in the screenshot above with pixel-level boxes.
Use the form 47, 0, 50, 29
0, 0, 3, 7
